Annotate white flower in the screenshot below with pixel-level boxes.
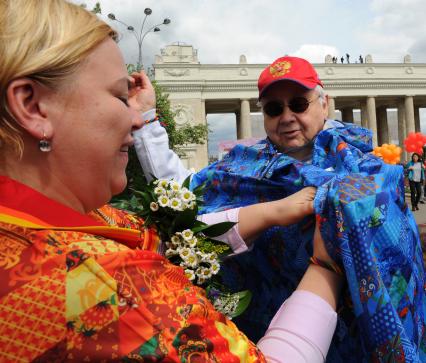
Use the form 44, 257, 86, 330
178, 247, 192, 259
213, 295, 239, 319
154, 186, 166, 195
170, 198, 182, 211
197, 276, 208, 285
185, 201, 196, 210
202, 252, 218, 263
165, 248, 178, 258
209, 261, 220, 275
158, 179, 169, 188
179, 188, 195, 202
196, 266, 212, 279
184, 269, 196, 281
183, 253, 199, 268
181, 229, 194, 241
171, 235, 181, 246
150, 202, 159, 211
158, 195, 170, 207
169, 181, 181, 192
167, 189, 177, 198
187, 237, 197, 248
153, 179, 160, 185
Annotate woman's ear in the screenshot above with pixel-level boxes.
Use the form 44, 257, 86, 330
6, 78, 53, 140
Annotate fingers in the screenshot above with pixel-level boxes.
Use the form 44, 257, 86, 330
129, 71, 153, 91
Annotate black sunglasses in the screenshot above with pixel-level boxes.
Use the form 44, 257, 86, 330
262, 96, 320, 117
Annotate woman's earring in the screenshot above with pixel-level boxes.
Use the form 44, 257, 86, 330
39, 132, 51, 152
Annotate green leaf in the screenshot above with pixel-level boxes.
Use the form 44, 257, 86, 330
172, 208, 198, 232
129, 195, 139, 210
231, 290, 252, 318
192, 182, 206, 196
182, 175, 191, 189
194, 221, 236, 237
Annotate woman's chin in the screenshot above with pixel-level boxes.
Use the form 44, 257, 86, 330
111, 176, 128, 198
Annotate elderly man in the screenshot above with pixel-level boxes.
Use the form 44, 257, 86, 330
134, 56, 426, 362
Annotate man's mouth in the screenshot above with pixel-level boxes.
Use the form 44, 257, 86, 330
282, 130, 300, 136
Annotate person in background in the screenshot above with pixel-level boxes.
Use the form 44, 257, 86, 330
0, 1, 343, 362
406, 153, 425, 211
134, 56, 426, 362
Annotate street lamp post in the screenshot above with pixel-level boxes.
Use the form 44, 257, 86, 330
108, 8, 170, 71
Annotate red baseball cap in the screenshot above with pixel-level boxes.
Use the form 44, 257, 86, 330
258, 56, 323, 99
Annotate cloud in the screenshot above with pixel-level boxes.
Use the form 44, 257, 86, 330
358, 0, 426, 62
292, 44, 340, 63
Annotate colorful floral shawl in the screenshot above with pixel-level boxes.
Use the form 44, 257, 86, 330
0, 176, 265, 362
190, 123, 426, 363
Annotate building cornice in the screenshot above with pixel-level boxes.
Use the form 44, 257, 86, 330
156, 80, 426, 93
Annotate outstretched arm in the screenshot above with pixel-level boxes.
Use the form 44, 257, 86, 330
258, 223, 343, 363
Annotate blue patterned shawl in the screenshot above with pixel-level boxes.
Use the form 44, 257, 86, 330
190, 122, 426, 363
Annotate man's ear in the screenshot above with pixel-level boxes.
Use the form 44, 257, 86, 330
322, 94, 330, 118
6, 78, 53, 140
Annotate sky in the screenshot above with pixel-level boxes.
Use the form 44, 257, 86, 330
79, 0, 426, 156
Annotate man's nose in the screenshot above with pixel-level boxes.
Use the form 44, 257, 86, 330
278, 104, 295, 123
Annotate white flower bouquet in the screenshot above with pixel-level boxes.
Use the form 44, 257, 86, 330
116, 177, 251, 318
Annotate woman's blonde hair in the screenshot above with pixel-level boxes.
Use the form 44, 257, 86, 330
0, 0, 117, 156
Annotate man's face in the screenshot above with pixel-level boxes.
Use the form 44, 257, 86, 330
261, 81, 328, 153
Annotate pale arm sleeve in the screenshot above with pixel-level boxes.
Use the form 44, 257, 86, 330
257, 290, 337, 363
197, 208, 249, 254
133, 109, 192, 184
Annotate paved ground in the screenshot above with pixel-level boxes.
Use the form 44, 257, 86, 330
407, 193, 426, 225
406, 193, 426, 259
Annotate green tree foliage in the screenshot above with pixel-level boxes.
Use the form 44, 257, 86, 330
79, 2, 101, 14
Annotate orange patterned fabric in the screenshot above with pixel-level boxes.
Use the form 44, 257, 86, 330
0, 177, 265, 362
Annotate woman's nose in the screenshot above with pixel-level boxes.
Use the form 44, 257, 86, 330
130, 108, 143, 130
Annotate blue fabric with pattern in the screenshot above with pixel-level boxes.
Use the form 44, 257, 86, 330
190, 122, 426, 363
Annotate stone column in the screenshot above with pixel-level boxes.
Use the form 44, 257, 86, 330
360, 102, 368, 128
341, 107, 354, 123
327, 96, 336, 119
398, 99, 407, 162
376, 106, 389, 145
237, 99, 251, 139
404, 96, 415, 136
414, 106, 421, 132
366, 96, 378, 147
200, 100, 207, 125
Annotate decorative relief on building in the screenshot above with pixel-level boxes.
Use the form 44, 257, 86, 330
164, 69, 190, 77
326, 67, 334, 75
171, 104, 194, 126
366, 67, 375, 74
405, 67, 414, 74
239, 68, 248, 76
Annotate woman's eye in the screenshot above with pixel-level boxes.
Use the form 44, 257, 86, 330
118, 97, 129, 106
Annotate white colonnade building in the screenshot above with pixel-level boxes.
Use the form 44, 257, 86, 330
154, 44, 426, 170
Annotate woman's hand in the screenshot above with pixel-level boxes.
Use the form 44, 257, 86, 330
238, 187, 316, 245
268, 187, 316, 227
128, 71, 156, 113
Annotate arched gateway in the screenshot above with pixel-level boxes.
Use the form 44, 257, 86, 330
153, 44, 426, 170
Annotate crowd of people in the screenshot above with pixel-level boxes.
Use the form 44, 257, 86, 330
0, 1, 425, 362
330, 54, 364, 64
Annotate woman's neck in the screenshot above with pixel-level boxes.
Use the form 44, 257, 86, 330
1, 152, 87, 214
